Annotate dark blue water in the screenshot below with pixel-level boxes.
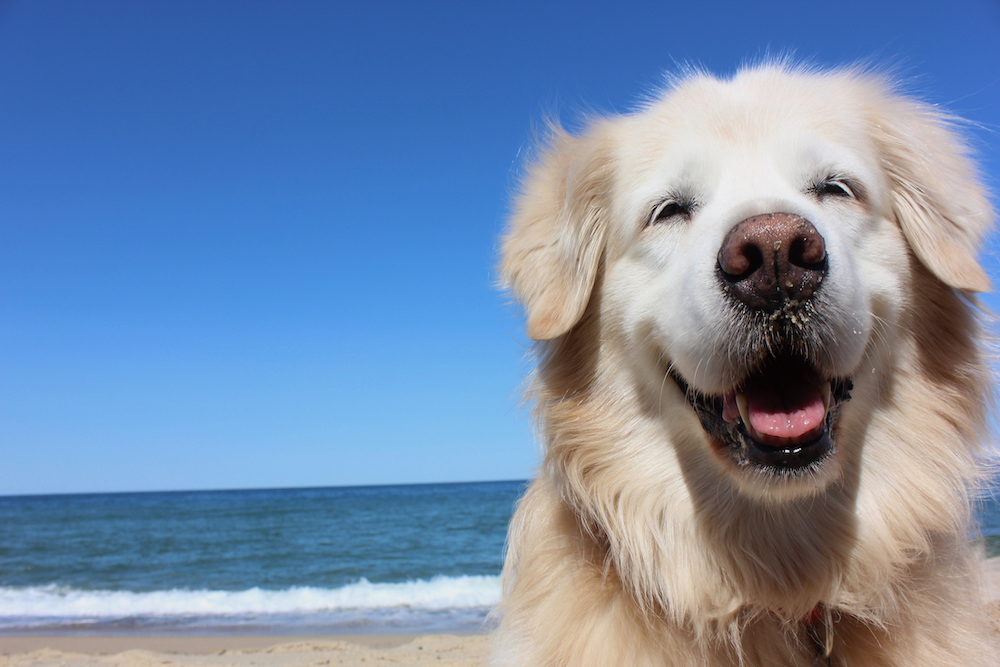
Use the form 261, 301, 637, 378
0, 479, 997, 635
0, 481, 526, 635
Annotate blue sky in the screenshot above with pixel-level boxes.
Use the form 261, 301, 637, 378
2, 0, 999, 495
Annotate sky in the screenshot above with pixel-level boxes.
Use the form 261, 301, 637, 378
1, 0, 999, 496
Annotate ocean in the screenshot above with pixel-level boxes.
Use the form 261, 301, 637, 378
0, 482, 523, 635
2, 480, 999, 636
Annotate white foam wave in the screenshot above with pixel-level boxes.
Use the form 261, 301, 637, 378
0, 575, 501, 619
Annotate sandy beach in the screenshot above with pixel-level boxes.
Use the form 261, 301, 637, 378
0, 634, 491, 667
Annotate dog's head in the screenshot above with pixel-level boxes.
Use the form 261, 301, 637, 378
502, 65, 992, 499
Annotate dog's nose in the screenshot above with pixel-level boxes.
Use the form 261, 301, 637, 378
717, 213, 827, 311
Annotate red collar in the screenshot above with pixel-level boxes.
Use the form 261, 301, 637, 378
801, 603, 826, 626
803, 604, 834, 664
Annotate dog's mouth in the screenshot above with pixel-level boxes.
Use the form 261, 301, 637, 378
671, 358, 852, 474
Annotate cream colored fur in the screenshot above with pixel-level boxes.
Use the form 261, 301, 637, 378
496, 64, 996, 666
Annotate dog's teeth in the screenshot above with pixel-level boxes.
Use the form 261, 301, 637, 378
735, 393, 751, 427
821, 381, 832, 414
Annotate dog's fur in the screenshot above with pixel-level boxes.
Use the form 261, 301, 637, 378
496, 64, 996, 666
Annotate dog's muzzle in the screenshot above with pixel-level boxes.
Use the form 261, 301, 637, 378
674, 213, 852, 474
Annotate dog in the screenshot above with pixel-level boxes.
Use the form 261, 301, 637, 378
496, 64, 996, 666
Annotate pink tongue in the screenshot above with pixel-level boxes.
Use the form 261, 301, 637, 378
745, 380, 825, 440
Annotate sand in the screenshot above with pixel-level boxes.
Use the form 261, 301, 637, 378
0, 635, 490, 667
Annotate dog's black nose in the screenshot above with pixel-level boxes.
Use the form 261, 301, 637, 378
717, 213, 827, 311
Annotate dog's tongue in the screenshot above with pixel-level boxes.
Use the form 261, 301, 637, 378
743, 370, 826, 440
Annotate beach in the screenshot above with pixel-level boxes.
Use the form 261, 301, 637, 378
0, 634, 490, 667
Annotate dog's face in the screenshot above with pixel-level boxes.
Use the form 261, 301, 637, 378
603, 72, 901, 496
503, 66, 991, 500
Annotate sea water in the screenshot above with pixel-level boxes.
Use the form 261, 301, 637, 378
1, 480, 998, 635
0, 482, 523, 635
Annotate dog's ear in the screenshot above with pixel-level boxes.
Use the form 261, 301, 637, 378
871, 92, 993, 292
501, 123, 616, 340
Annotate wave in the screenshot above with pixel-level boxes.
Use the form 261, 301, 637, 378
0, 575, 501, 620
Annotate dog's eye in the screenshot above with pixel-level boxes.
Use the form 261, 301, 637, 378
813, 177, 857, 200
649, 198, 693, 226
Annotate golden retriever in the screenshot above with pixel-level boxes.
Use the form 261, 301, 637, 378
496, 64, 996, 666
